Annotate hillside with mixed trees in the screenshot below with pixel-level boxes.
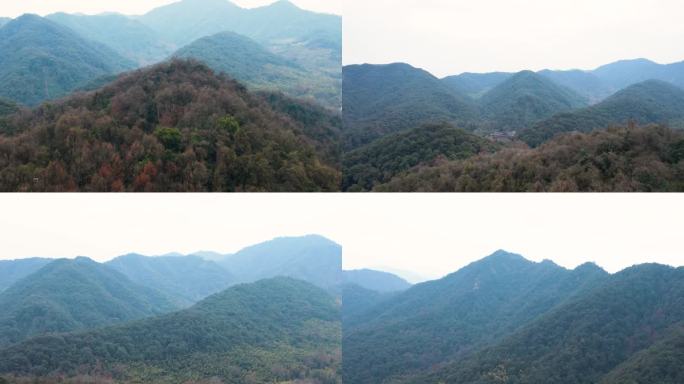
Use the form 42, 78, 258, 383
0, 60, 341, 192
376, 125, 684, 192
0, 278, 341, 384
342, 251, 684, 384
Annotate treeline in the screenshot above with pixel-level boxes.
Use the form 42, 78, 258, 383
0, 60, 340, 192
377, 125, 684, 192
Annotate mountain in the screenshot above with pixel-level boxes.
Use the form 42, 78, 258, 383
46, 12, 173, 66
479, 70, 588, 132
342, 123, 496, 191
106, 254, 234, 306
441, 72, 512, 99
519, 80, 684, 146
342, 269, 411, 293
342, 63, 478, 149
593, 58, 683, 90
410, 264, 684, 384
0, 98, 18, 117
0, 59, 341, 192
539, 68, 614, 102
219, 234, 342, 291
0, 18, 9, 27
173, 31, 340, 109
0, 258, 53, 291
377, 125, 684, 192
138, 0, 340, 48
343, 251, 609, 384
0, 14, 135, 106
0, 257, 177, 347
342, 283, 397, 327
0, 277, 341, 383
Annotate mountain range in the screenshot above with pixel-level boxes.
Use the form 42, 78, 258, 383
0, 0, 341, 109
342, 250, 684, 384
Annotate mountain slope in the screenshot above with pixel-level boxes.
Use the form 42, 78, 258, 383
0, 257, 177, 347
46, 12, 173, 66
173, 31, 339, 108
0, 14, 135, 106
519, 80, 684, 146
378, 125, 684, 192
343, 251, 609, 384
106, 254, 234, 306
343, 63, 478, 149
342, 123, 496, 191
342, 269, 411, 293
411, 264, 684, 384
539, 69, 614, 102
219, 235, 342, 290
441, 72, 512, 99
479, 70, 588, 132
342, 283, 398, 327
0, 59, 341, 192
0, 277, 341, 383
0, 258, 53, 292
0, 17, 10, 27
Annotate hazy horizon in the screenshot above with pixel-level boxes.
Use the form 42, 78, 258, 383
343, 0, 684, 77
0, 195, 682, 278
0, 0, 341, 18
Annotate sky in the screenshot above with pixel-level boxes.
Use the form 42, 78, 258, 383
0, 195, 682, 281
343, 0, 684, 77
0, 0, 340, 18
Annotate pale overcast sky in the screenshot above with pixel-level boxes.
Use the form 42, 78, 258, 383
0, 0, 340, 18
0, 195, 681, 279
344, 0, 684, 77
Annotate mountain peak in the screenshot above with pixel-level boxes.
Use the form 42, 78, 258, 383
485, 249, 526, 261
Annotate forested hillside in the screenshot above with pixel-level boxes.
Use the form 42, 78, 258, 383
0, 257, 177, 347
519, 80, 684, 146
343, 251, 608, 384
0, 278, 341, 384
342, 269, 411, 293
0, 15, 135, 106
0, 60, 341, 192
0, 258, 52, 292
342, 123, 496, 191
409, 264, 684, 384
378, 125, 684, 192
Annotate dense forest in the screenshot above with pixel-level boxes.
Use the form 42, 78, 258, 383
377, 125, 684, 192
0, 60, 341, 192
0, 278, 341, 384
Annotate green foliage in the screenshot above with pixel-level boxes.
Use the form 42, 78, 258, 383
519, 80, 684, 147
106, 254, 234, 307
0, 15, 135, 106
342, 251, 609, 384
0, 257, 178, 347
154, 126, 183, 152
378, 125, 684, 192
0, 60, 341, 192
0, 98, 19, 117
342, 123, 497, 191
0, 278, 341, 384
0, 258, 52, 292
217, 115, 241, 134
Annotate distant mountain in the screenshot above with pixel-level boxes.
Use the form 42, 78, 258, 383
410, 264, 684, 384
106, 254, 234, 306
377, 125, 684, 192
593, 58, 684, 91
519, 80, 684, 146
342, 63, 478, 149
0, 14, 135, 106
188, 250, 226, 261
479, 70, 588, 132
441, 72, 512, 99
539, 69, 614, 102
342, 123, 496, 191
342, 269, 411, 292
46, 12, 173, 66
0, 258, 52, 291
219, 234, 342, 291
0, 277, 341, 383
0, 257, 177, 347
342, 283, 397, 327
173, 31, 339, 108
343, 250, 608, 384
138, 0, 340, 48
0, 60, 341, 192
0, 17, 9, 27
